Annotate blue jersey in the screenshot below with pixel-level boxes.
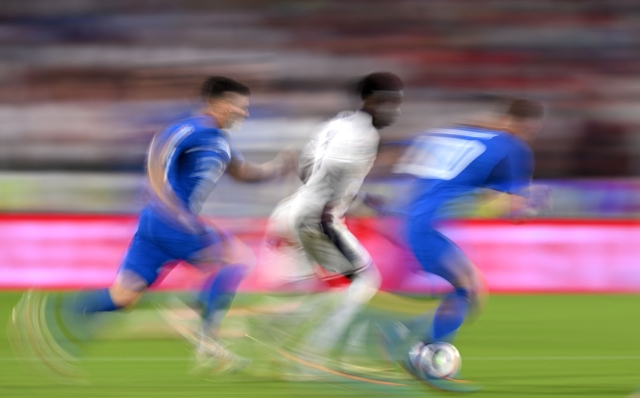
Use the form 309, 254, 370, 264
146, 115, 241, 227
398, 125, 533, 229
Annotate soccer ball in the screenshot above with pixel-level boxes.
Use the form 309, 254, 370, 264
409, 342, 461, 379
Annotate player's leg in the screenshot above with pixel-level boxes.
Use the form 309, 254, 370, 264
300, 219, 381, 299
62, 208, 178, 334
61, 232, 169, 343
409, 229, 486, 344
296, 219, 381, 358
427, 254, 485, 343
378, 228, 484, 391
159, 228, 254, 374
64, 270, 146, 323
261, 197, 323, 291
190, 233, 255, 339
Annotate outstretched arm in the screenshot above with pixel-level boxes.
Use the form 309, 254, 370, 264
227, 149, 297, 182
509, 184, 552, 221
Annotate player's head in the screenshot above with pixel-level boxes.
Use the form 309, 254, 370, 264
201, 76, 251, 131
503, 98, 545, 141
357, 72, 404, 129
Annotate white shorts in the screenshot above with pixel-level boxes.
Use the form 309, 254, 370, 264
264, 197, 374, 283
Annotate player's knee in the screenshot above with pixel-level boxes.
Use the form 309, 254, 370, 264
452, 269, 487, 319
345, 264, 381, 303
453, 260, 484, 290
453, 286, 470, 301
223, 238, 256, 269
362, 264, 382, 290
108, 284, 144, 308
233, 244, 256, 270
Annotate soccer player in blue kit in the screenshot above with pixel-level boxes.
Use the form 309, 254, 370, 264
13, 76, 294, 379
381, 98, 545, 391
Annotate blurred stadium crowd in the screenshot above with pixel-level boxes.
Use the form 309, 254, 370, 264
1, 0, 640, 215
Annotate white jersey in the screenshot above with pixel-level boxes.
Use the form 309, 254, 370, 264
290, 110, 379, 223
261, 110, 379, 284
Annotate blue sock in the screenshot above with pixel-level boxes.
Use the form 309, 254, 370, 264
429, 288, 470, 342
61, 288, 120, 342
69, 288, 119, 315
198, 264, 248, 336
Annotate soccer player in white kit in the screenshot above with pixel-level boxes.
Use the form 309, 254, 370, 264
266, 72, 404, 365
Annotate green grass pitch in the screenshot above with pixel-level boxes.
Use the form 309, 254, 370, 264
1, 292, 639, 397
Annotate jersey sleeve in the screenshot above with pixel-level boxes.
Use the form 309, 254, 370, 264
177, 134, 231, 214
508, 141, 534, 196
485, 138, 534, 196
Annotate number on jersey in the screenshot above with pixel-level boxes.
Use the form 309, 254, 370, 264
395, 135, 486, 180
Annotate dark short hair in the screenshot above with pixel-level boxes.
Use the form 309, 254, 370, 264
200, 76, 251, 99
356, 72, 404, 100
506, 98, 544, 119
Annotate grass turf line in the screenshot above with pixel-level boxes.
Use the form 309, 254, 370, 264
0, 292, 639, 397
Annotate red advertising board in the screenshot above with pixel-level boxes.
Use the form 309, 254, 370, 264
0, 214, 638, 293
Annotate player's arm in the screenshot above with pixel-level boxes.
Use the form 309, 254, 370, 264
185, 148, 228, 212
227, 149, 296, 182
508, 193, 530, 216
482, 141, 537, 220
505, 144, 539, 220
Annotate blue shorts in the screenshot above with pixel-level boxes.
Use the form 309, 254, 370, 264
118, 208, 226, 287
408, 221, 470, 284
